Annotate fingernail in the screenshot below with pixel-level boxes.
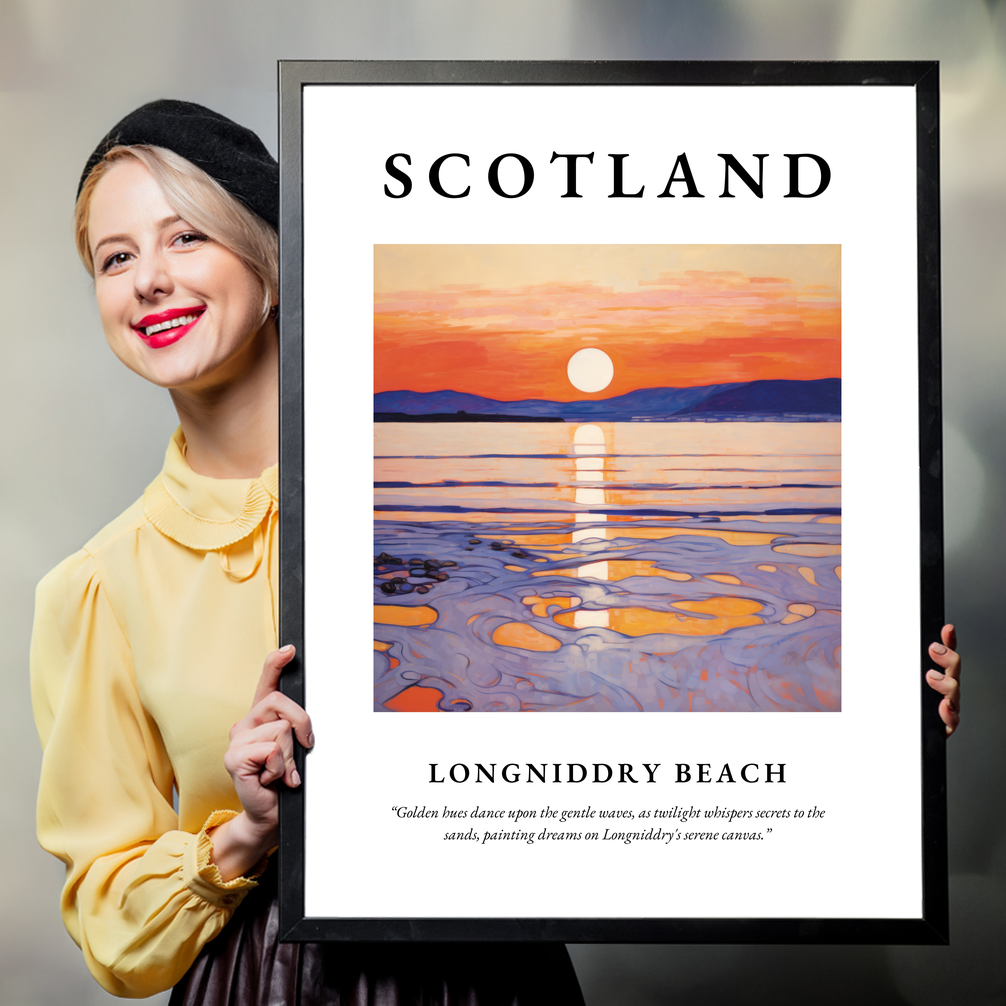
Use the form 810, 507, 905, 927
931, 643, 947, 654
928, 670, 944, 679
280, 644, 295, 654
292, 768, 301, 787
307, 732, 315, 748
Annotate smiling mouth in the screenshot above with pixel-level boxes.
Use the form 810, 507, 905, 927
137, 309, 204, 338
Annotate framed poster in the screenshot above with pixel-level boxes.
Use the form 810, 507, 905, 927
277, 61, 946, 943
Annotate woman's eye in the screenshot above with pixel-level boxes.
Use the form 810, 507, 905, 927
101, 251, 132, 273
173, 231, 208, 248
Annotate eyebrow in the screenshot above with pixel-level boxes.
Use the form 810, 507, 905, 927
91, 215, 185, 258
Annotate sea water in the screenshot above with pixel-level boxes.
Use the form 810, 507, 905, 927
374, 422, 841, 712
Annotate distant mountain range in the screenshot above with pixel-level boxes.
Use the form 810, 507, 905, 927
374, 378, 841, 422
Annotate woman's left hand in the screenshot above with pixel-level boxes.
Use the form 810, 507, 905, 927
209, 645, 313, 881
926, 624, 961, 737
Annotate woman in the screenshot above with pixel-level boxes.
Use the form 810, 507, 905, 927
32, 99, 962, 1002
31, 99, 585, 1003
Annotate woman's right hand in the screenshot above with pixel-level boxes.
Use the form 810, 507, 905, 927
209, 645, 314, 881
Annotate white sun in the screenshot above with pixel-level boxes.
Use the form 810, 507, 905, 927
567, 348, 614, 393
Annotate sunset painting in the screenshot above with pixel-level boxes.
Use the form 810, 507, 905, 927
373, 245, 841, 712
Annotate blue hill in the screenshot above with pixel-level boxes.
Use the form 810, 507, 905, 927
374, 379, 841, 421
676, 378, 841, 417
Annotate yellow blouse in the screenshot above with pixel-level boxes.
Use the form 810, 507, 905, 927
31, 429, 279, 998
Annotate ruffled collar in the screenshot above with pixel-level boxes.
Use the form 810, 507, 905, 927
143, 428, 278, 551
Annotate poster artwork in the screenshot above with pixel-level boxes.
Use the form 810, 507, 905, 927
373, 244, 841, 713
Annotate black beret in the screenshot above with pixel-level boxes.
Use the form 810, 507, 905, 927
78, 99, 278, 228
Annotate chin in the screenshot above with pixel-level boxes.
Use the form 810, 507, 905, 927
122, 353, 218, 391
110, 322, 271, 393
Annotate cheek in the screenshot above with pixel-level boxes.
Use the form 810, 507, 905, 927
94, 286, 132, 345
195, 252, 266, 331
222, 267, 268, 333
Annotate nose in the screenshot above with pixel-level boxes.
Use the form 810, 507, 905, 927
133, 247, 173, 303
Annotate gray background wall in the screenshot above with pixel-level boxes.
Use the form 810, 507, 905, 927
1, 1, 1003, 1003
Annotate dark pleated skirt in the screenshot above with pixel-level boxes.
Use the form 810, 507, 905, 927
169, 869, 585, 1006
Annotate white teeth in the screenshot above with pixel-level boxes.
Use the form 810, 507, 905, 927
142, 313, 199, 337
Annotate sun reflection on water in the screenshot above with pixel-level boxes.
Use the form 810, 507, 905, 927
572, 423, 611, 625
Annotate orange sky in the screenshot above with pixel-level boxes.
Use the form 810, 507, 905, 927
374, 245, 840, 400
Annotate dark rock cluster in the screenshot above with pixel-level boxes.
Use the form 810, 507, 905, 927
374, 538, 540, 598
374, 552, 457, 596
487, 541, 531, 559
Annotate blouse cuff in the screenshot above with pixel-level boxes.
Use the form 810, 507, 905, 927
183, 810, 269, 909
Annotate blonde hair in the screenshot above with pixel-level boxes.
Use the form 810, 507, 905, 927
75, 145, 278, 323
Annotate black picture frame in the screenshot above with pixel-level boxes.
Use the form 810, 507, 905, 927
277, 60, 945, 944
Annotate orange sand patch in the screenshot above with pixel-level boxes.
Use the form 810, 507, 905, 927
797, 566, 818, 586
504, 532, 574, 546
605, 514, 689, 522
773, 542, 842, 557
605, 526, 782, 546
555, 597, 762, 637
819, 516, 842, 524
757, 564, 778, 572
718, 514, 818, 523
673, 597, 763, 617
374, 604, 438, 627
373, 640, 392, 651
707, 573, 742, 585
374, 511, 576, 524
492, 622, 562, 651
384, 684, 444, 712
781, 602, 817, 624
835, 565, 842, 580
504, 564, 525, 571
603, 560, 691, 582
813, 685, 837, 707
521, 595, 579, 617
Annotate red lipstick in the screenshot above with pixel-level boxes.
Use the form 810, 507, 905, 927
132, 306, 205, 349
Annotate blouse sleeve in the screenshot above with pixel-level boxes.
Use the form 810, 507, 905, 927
31, 549, 262, 998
